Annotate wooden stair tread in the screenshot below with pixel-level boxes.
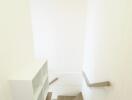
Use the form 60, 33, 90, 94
57, 92, 83, 100
46, 92, 52, 100
73, 93, 83, 100
57, 96, 76, 100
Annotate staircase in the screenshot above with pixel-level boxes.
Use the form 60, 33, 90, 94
47, 77, 83, 100
46, 92, 83, 100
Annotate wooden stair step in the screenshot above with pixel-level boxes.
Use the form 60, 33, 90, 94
57, 96, 76, 100
57, 92, 83, 100
73, 93, 83, 100
46, 92, 52, 100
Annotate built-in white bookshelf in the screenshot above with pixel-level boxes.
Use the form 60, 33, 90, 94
9, 60, 49, 100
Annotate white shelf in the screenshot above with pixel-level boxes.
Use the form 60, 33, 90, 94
10, 59, 47, 80
9, 59, 49, 100
34, 76, 48, 100
32, 64, 48, 94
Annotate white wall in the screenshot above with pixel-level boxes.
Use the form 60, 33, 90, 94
30, 0, 85, 96
83, 0, 132, 100
0, 0, 34, 100
30, 0, 85, 73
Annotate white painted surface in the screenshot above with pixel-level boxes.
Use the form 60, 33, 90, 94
30, 0, 85, 73
10, 60, 48, 100
10, 60, 47, 80
83, 0, 132, 100
0, 0, 35, 100
49, 72, 83, 99
30, 0, 86, 96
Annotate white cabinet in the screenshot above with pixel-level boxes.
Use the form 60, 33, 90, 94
9, 60, 49, 100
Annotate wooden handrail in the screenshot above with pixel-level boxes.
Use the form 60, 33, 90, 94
82, 71, 111, 87
49, 77, 59, 85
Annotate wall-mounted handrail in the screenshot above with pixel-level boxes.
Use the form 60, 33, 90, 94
82, 71, 111, 87
49, 77, 59, 85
